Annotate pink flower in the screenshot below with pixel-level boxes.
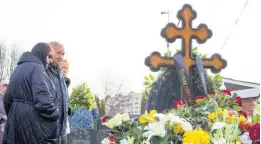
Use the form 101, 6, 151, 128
196, 96, 206, 100
235, 96, 242, 106
248, 122, 260, 140
222, 89, 231, 96
240, 111, 248, 118
209, 92, 215, 96
102, 116, 109, 123
108, 136, 116, 142
174, 100, 185, 109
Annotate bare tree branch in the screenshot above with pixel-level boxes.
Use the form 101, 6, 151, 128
9, 43, 22, 76
103, 77, 131, 116
0, 42, 8, 81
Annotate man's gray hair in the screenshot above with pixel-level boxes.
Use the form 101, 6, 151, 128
49, 41, 64, 49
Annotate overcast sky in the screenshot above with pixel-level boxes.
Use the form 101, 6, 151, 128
0, 0, 260, 98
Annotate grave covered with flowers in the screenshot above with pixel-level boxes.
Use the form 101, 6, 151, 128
101, 4, 260, 144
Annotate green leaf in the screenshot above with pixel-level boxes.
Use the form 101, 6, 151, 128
149, 74, 155, 81
232, 93, 237, 98
143, 81, 150, 86
144, 76, 149, 81
220, 98, 226, 107
233, 105, 242, 111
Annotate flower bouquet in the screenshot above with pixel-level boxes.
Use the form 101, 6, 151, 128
101, 90, 260, 144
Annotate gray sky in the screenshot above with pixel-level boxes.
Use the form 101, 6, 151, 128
0, 0, 260, 98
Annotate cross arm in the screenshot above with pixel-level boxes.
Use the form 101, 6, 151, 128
145, 51, 175, 72
202, 53, 227, 74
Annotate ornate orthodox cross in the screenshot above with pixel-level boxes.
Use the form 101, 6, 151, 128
145, 4, 227, 74
145, 4, 227, 105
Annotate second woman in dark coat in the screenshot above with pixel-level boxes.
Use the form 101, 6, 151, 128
3, 43, 59, 144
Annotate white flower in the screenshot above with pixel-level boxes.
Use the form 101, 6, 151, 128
121, 113, 130, 122
169, 115, 183, 124
120, 139, 128, 144
104, 121, 114, 129
240, 132, 251, 142
154, 113, 192, 131
180, 119, 193, 131
143, 122, 166, 140
113, 114, 123, 126
211, 122, 227, 132
154, 113, 181, 125
104, 114, 123, 128
101, 138, 111, 144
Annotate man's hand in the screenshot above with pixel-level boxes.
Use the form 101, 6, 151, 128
3, 116, 7, 120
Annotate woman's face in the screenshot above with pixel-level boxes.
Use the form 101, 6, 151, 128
46, 49, 54, 64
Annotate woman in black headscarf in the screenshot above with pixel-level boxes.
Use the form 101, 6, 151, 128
3, 43, 59, 144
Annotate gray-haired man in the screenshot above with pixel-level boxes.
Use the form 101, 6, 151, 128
48, 41, 69, 144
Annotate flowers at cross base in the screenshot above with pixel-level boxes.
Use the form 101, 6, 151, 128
101, 90, 260, 144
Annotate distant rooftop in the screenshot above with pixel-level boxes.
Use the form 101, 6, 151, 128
223, 77, 260, 98
224, 78, 260, 86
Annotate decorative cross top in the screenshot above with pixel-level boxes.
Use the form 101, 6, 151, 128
145, 4, 227, 74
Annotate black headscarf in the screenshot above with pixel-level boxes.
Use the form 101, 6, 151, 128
31, 43, 50, 67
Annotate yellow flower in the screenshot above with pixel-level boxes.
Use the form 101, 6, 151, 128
139, 110, 157, 124
226, 118, 231, 124
208, 112, 216, 120
150, 110, 157, 115
182, 128, 210, 144
173, 123, 183, 134
239, 115, 246, 122
231, 114, 237, 120
236, 139, 242, 144
223, 109, 228, 118
217, 108, 223, 115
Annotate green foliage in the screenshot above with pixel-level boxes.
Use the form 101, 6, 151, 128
95, 95, 106, 117
208, 74, 224, 91
141, 74, 156, 113
192, 47, 207, 58
252, 98, 260, 123
69, 82, 97, 110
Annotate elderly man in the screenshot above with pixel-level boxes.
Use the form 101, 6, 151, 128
0, 80, 9, 143
48, 41, 69, 144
